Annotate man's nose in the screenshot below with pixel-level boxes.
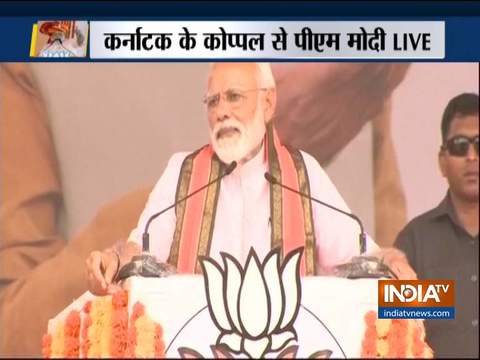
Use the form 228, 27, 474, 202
214, 96, 231, 122
466, 143, 479, 161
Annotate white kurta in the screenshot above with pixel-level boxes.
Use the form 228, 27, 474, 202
128, 145, 379, 270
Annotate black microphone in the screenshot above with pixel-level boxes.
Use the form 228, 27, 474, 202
264, 172, 366, 254
116, 161, 237, 282
142, 160, 237, 252
264, 172, 394, 279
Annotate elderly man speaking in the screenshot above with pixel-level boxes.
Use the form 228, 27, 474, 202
86, 62, 415, 295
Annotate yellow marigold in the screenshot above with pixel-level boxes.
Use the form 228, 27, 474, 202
377, 339, 389, 357
375, 318, 392, 338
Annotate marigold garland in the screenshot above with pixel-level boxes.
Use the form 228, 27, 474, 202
41, 334, 52, 358
43, 291, 166, 358
361, 310, 434, 358
64, 310, 81, 358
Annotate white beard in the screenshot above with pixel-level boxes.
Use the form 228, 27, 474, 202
210, 108, 266, 164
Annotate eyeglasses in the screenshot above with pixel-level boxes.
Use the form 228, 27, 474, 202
202, 88, 268, 111
442, 135, 479, 157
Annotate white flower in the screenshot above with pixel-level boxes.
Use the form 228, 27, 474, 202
200, 247, 303, 358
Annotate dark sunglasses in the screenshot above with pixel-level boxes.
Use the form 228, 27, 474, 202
442, 135, 479, 157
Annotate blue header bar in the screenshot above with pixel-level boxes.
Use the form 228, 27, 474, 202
1, 2, 479, 61
1, 1, 480, 18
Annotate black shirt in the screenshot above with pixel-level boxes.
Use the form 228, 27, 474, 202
394, 193, 479, 359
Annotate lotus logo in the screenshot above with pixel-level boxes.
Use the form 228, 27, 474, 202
174, 247, 336, 358
199, 247, 303, 358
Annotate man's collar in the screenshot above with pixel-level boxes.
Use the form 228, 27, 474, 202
428, 191, 464, 229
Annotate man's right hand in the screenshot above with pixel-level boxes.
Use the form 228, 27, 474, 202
86, 249, 121, 295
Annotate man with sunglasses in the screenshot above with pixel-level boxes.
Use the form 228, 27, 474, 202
395, 93, 479, 358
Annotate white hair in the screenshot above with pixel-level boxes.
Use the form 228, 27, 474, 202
208, 62, 276, 89
255, 63, 276, 88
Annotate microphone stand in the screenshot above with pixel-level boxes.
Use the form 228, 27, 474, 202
264, 173, 394, 279
115, 161, 237, 282
333, 255, 396, 279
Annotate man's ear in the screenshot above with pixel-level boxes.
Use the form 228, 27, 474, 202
438, 149, 448, 178
263, 88, 277, 123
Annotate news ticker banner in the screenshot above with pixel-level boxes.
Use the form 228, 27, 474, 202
89, 21, 444, 59
378, 280, 455, 320
1, 17, 479, 61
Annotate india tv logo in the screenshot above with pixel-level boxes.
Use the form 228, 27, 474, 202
378, 280, 455, 319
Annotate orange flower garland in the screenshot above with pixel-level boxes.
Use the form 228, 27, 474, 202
64, 310, 81, 358
361, 311, 377, 357
41, 334, 52, 358
42, 291, 166, 358
154, 324, 166, 357
80, 300, 92, 357
125, 302, 145, 358
361, 310, 434, 358
111, 290, 129, 357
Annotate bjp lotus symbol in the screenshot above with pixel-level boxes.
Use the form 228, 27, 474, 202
199, 247, 302, 358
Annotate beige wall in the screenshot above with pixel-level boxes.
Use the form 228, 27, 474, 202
32, 63, 210, 238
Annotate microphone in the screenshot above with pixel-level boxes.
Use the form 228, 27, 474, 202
264, 172, 394, 279
265, 173, 366, 252
142, 160, 237, 252
116, 161, 237, 281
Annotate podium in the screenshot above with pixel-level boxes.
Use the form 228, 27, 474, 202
43, 250, 433, 358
